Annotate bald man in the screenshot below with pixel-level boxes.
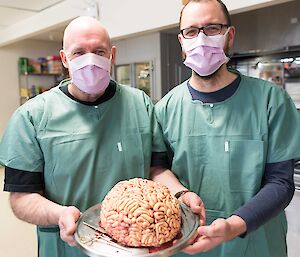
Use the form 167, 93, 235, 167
0, 16, 166, 257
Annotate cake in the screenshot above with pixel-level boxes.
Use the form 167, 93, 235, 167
100, 178, 181, 247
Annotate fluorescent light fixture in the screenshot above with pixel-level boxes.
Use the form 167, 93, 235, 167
280, 58, 294, 63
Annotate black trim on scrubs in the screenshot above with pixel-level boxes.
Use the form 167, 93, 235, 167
187, 74, 241, 103
4, 166, 44, 192
4, 79, 163, 193
233, 159, 295, 236
59, 79, 117, 106
151, 152, 171, 169
152, 74, 295, 236
3, 81, 117, 193
151, 75, 242, 169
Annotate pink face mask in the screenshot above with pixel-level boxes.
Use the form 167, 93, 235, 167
182, 28, 230, 77
68, 53, 111, 94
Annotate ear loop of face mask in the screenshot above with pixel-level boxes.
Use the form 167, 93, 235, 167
182, 26, 231, 77
182, 26, 231, 53
67, 53, 111, 94
223, 27, 231, 37
222, 27, 231, 55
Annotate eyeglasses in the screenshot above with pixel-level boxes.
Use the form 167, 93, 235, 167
180, 24, 229, 39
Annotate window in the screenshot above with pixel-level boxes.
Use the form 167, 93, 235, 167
115, 61, 153, 97
115, 64, 131, 86
135, 62, 151, 96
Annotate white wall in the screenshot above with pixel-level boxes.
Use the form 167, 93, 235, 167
112, 32, 162, 101
99, 0, 182, 40
99, 0, 294, 39
0, 39, 62, 137
0, 40, 61, 256
0, 167, 37, 257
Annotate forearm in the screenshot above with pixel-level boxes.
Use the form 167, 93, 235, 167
10, 192, 68, 225
233, 182, 294, 233
225, 215, 247, 240
232, 160, 294, 235
150, 166, 187, 195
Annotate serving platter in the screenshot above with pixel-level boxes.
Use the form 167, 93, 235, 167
75, 202, 199, 257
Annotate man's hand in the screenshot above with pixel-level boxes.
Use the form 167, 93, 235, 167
179, 191, 206, 226
182, 215, 247, 254
58, 206, 81, 246
9, 192, 82, 247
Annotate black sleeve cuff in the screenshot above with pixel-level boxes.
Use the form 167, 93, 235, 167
4, 166, 44, 192
151, 152, 171, 169
232, 159, 294, 238
231, 210, 252, 238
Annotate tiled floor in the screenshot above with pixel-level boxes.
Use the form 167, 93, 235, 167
286, 190, 300, 257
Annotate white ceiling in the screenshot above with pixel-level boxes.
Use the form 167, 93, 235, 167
0, 0, 296, 46
0, 0, 99, 46
0, 0, 64, 11
0, 0, 66, 42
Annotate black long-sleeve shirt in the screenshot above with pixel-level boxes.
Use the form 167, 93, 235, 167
151, 75, 295, 235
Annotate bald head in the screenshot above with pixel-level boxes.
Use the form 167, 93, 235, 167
60, 16, 116, 74
63, 16, 111, 51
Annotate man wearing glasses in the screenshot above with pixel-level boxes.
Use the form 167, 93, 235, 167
152, 0, 300, 256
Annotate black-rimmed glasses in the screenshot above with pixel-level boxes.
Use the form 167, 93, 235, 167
181, 24, 229, 39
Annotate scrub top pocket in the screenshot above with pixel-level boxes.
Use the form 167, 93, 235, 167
229, 139, 264, 193
37, 225, 88, 257
37, 225, 64, 257
121, 130, 151, 178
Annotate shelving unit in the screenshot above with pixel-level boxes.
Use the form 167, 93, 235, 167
19, 72, 63, 105
230, 51, 300, 109
18, 57, 64, 105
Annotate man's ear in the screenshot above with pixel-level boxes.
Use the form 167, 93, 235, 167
178, 34, 186, 61
110, 46, 116, 65
228, 26, 235, 49
60, 50, 68, 68
178, 33, 184, 47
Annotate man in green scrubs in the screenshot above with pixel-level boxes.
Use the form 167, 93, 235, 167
0, 17, 166, 257
151, 0, 300, 256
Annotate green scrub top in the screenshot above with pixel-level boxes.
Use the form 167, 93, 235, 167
155, 74, 300, 257
0, 80, 166, 257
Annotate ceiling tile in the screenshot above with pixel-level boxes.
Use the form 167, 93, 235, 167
32, 28, 65, 42
0, 6, 34, 26
0, 0, 64, 12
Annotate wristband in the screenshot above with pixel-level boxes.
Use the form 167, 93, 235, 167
174, 189, 190, 199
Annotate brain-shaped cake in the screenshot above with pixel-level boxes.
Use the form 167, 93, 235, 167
100, 178, 181, 247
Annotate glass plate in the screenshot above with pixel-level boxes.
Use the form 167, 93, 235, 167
75, 202, 199, 257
